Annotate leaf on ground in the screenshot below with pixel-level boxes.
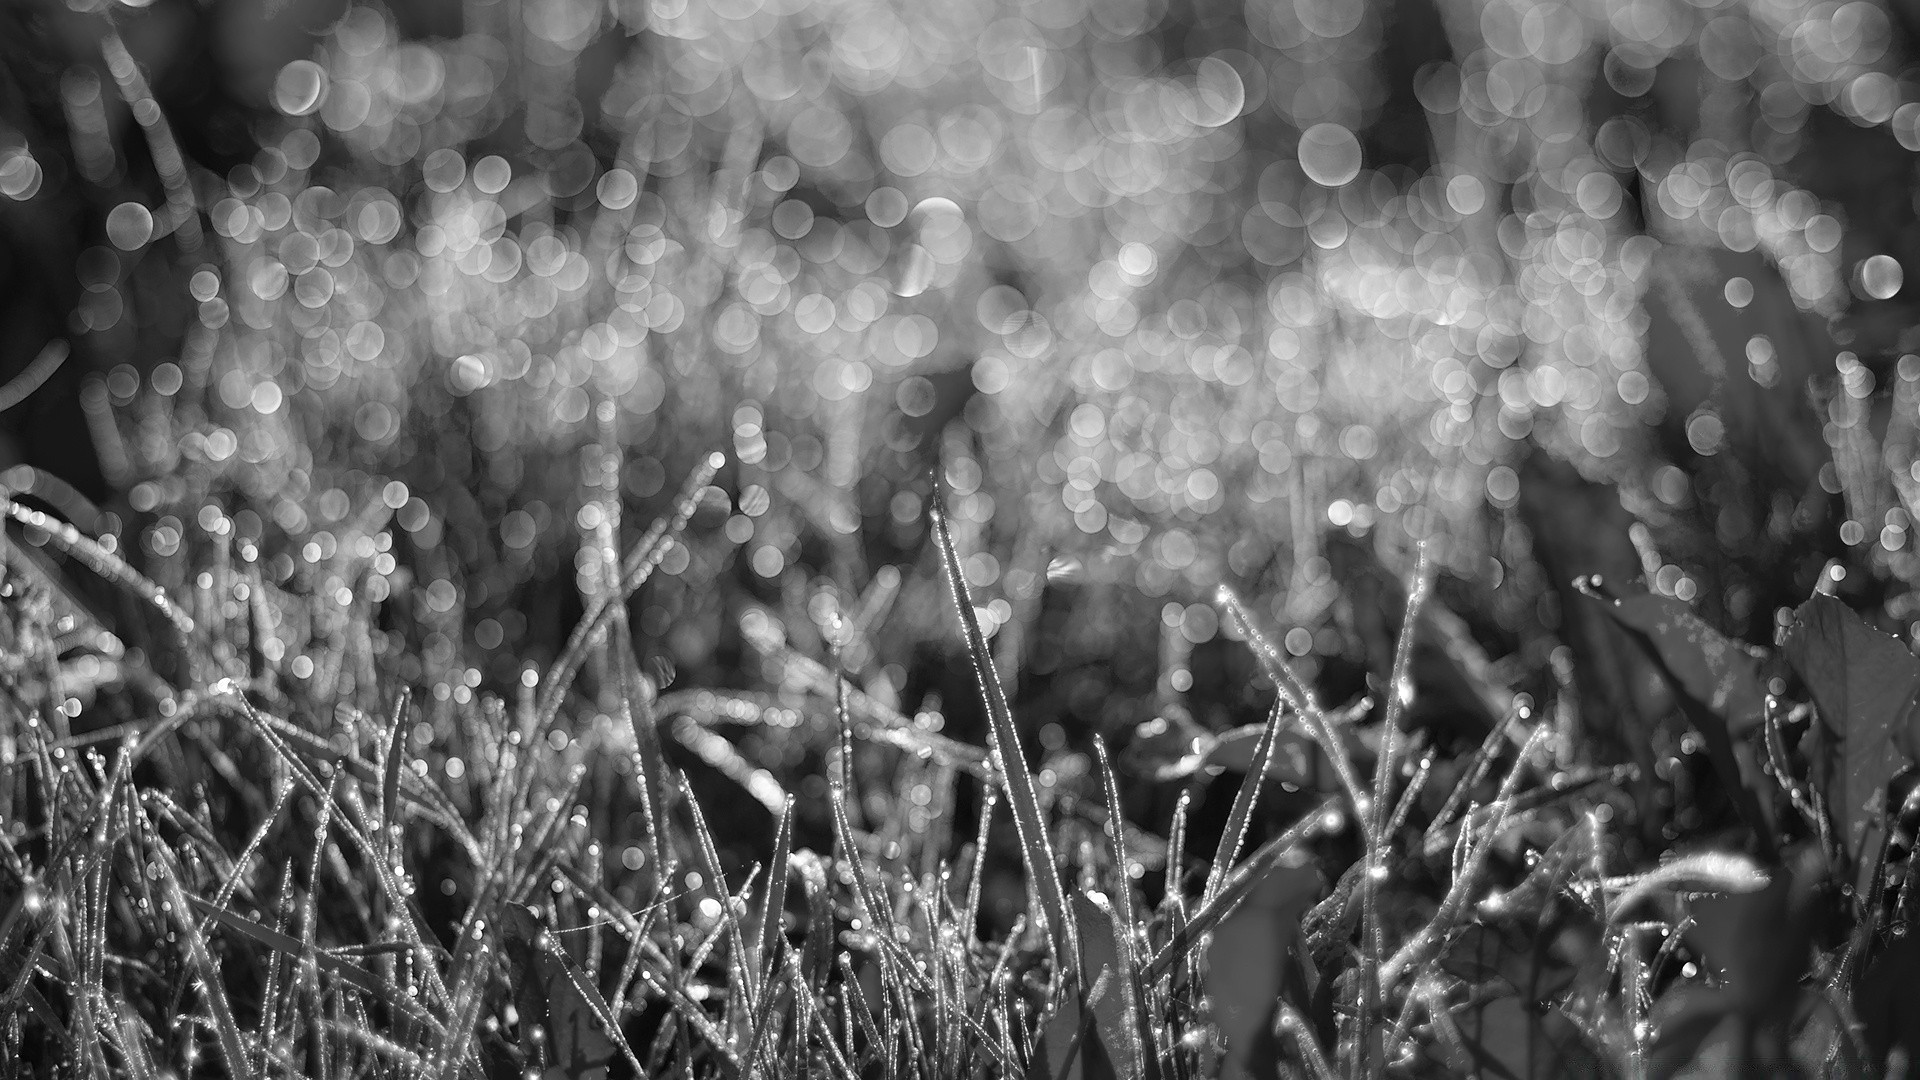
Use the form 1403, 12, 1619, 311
1441, 910, 1591, 1009
1581, 579, 1775, 853
1655, 849, 1829, 1076
1781, 594, 1920, 892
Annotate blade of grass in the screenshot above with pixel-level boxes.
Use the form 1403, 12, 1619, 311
682, 772, 758, 1019
929, 494, 1077, 981
1, 498, 194, 640
131, 800, 258, 1080
381, 687, 410, 863
1091, 741, 1157, 1079
670, 714, 787, 816
619, 616, 676, 880
1382, 724, 1550, 990
1204, 699, 1285, 906
758, 797, 794, 999
1359, 543, 1432, 1080
424, 931, 490, 1080
1144, 796, 1338, 984
1215, 586, 1371, 833
186, 896, 442, 1030
537, 451, 723, 731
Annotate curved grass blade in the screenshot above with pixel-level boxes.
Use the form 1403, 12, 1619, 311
1, 497, 194, 639
0, 340, 73, 415
0, 463, 104, 534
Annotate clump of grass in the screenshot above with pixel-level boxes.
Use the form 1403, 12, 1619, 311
12, 450, 1916, 1080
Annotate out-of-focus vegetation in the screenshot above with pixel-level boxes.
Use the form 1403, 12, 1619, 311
6, 0, 1920, 1075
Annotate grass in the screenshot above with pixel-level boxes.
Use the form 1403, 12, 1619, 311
9, 452, 1920, 1078
7, 0, 1920, 1076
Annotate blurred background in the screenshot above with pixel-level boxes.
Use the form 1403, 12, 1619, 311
3, 0, 1919, 799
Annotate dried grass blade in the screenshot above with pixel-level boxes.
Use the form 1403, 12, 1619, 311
425, 936, 490, 1080
736, 621, 991, 777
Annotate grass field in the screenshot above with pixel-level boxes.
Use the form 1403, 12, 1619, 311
5, 0, 1920, 1076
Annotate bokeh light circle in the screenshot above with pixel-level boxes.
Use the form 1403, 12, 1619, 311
1298, 123, 1362, 187
105, 202, 154, 250
273, 60, 330, 117
1857, 255, 1904, 300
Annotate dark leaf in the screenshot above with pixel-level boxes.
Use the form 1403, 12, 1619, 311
1647, 986, 1742, 1080
1457, 997, 1615, 1080
1580, 582, 1768, 735
501, 903, 624, 1080
1684, 843, 1823, 1022
1207, 862, 1320, 1078
1033, 983, 1117, 1080
1782, 594, 1920, 893
1582, 579, 1776, 854
1857, 933, 1920, 1070
1648, 846, 1827, 1077
1441, 881, 1612, 1079
1037, 891, 1151, 1080
1441, 912, 1589, 1009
